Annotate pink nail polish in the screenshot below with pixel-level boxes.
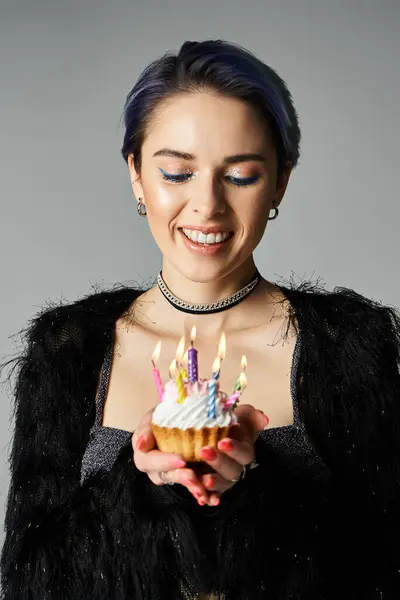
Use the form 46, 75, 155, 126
218, 440, 233, 451
200, 447, 216, 460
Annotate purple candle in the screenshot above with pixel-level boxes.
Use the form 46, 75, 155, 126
188, 326, 198, 383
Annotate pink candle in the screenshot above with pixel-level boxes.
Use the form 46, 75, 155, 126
151, 340, 164, 402
224, 391, 240, 409
152, 367, 164, 402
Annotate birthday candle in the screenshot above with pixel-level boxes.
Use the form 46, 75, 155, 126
188, 326, 198, 383
211, 356, 221, 381
151, 340, 164, 402
175, 336, 186, 404
233, 355, 247, 391
176, 369, 186, 404
226, 372, 247, 409
207, 377, 217, 419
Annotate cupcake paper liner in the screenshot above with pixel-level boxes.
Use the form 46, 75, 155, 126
152, 423, 236, 462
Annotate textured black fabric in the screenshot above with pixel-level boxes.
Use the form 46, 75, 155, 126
1, 278, 400, 599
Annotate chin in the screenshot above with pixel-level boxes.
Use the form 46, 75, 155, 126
175, 261, 244, 285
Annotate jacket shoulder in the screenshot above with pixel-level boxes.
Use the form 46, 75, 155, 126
21, 284, 143, 354
281, 274, 399, 336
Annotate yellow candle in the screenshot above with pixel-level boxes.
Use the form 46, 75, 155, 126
176, 369, 186, 404
175, 336, 187, 404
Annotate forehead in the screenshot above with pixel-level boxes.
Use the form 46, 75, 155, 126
143, 92, 271, 158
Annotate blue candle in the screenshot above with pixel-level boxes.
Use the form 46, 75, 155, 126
211, 357, 221, 381
207, 378, 217, 418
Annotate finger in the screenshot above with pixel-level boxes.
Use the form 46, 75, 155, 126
231, 405, 269, 443
134, 448, 187, 473
201, 471, 233, 495
131, 406, 158, 452
199, 446, 245, 483
216, 437, 254, 467
148, 467, 211, 503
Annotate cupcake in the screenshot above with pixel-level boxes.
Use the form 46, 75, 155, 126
152, 377, 239, 462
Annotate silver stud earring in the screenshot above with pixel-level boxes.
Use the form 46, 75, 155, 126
137, 197, 147, 217
268, 201, 279, 221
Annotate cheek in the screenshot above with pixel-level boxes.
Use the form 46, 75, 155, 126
237, 194, 269, 234
144, 180, 184, 223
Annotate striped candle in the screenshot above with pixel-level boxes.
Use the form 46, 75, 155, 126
207, 378, 217, 418
233, 355, 247, 392
212, 356, 221, 381
224, 391, 240, 409
176, 369, 186, 404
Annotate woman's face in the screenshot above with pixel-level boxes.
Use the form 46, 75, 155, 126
128, 91, 291, 283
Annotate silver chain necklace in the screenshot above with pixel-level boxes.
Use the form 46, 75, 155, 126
156, 269, 261, 315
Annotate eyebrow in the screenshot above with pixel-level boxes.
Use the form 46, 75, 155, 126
152, 148, 266, 164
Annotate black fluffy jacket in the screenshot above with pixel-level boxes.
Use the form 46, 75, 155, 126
1, 278, 400, 599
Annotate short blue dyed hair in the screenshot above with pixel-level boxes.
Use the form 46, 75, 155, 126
120, 39, 301, 180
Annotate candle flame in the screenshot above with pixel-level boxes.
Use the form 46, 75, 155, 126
169, 358, 177, 378
175, 336, 185, 362
190, 325, 196, 344
239, 371, 247, 389
212, 356, 221, 374
218, 332, 226, 360
152, 340, 162, 364
241, 355, 247, 370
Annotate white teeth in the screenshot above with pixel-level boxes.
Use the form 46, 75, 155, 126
182, 228, 231, 245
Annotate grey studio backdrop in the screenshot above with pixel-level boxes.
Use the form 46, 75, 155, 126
0, 0, 399, 546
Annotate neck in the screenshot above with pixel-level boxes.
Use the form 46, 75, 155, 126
160, 256, 258, 306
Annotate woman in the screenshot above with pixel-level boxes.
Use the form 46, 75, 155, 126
1, 39, 399, 600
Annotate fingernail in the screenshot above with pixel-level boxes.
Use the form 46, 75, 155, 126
174, 459, 186, 468
136, 435, 146, 450
200, 447, 216, 460
205, 477, 215, 488
211, 497, 220, 506
218, 439, 233, 451
198, 498, 206, 506
263, 414, 269, 428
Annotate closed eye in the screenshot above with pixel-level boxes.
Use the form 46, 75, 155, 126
159, 168, 260, 187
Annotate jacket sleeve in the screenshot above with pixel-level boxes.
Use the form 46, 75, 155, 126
0, 304, 102, 598
314, 300, 400, 598
0, 304, 207, 600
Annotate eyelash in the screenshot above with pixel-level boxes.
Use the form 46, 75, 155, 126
159, 168, 260, 188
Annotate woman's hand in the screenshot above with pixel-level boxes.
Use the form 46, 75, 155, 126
132, 405, 268, 506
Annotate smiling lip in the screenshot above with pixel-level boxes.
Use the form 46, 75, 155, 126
179, 229, 233, 256
178, 226, 233, 235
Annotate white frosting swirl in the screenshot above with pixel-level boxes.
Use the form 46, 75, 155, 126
152, 379, 238, 430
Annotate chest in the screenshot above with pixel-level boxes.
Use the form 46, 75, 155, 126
99, 318, 300, 433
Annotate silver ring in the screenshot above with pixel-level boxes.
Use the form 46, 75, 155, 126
248, 458, 260, 470
159, 471, 175, 486
229, 459, 259, 484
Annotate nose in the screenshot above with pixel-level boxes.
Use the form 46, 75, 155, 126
189, 176, 226, 219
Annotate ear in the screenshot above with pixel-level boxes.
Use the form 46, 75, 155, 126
274, 161, 293, 208
127, 153, 144, 201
